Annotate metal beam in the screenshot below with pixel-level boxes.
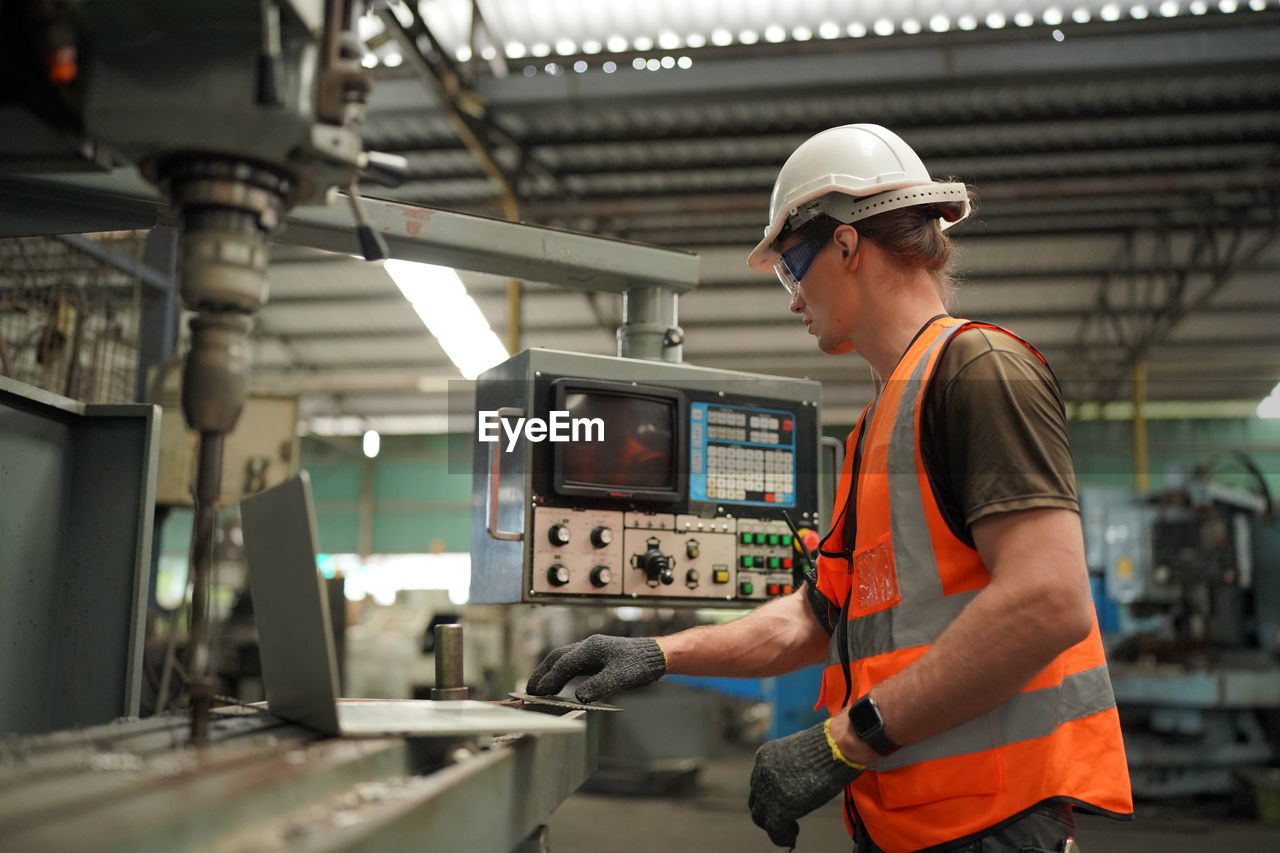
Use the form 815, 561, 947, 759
0, 171, 700, 293
279, 193, 699, 294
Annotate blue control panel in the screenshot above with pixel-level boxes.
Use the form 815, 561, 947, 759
689, 402, 797, 507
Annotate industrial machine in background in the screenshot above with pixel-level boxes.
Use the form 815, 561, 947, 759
1082, 459, 1280, 798
470, 350, 822, 607
2, 0, 388, 742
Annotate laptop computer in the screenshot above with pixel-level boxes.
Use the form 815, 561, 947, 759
240, 472, 581, 738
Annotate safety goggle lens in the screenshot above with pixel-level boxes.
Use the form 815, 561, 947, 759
775, 239, 821, 296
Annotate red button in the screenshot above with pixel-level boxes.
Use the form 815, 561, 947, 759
764, 493, 775, 502
782, 558, 793, 569
782, 585, 794, 595
781, 419, 793, 431
798, 528, 820, 552
767, 584, 780, 596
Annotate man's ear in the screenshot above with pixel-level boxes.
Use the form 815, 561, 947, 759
833, 225, 860, 271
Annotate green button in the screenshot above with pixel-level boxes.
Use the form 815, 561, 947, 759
740, 532, 754, 545
739, 582, 754, 596
767, 534, 780, 546
768, 557, 781, 569
740, 556, 754, 569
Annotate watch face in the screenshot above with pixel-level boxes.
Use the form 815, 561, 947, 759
850, 697, 882, 733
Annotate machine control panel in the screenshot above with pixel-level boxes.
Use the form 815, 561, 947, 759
532, 509, 799, 602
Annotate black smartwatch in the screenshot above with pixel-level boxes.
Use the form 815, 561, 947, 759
848, 695, 900, 756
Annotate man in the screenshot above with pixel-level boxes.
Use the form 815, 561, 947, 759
527, 125, 1132, 852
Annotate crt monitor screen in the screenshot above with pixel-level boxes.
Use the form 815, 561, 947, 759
557, 390, 677, 493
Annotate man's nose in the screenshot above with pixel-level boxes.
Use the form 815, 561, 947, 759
788, 288, 804, 313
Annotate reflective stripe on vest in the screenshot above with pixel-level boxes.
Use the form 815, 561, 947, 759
872, 664, 1116, 771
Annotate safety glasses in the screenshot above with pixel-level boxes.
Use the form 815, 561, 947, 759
774, 238, 823, 297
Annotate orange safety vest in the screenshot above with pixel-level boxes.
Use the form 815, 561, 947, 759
813, 316, 1132, 853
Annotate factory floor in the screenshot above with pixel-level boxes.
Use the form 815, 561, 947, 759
547, 747, 1280, 853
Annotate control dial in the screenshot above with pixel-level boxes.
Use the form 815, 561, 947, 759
685, 539, 700, 559
546, 564, 570, 586
590, 526, 613, 548
589, 565, 613, 588
548, 524, 571, 547
631, 536, 674, 587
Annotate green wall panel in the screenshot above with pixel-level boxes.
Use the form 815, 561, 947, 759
373, 512, 470, 553
374, 461, 470, 502
305, 462, 362, 502
315, 511, 360, 554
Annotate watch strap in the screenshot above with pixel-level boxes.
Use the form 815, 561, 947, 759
848, 696, 901, 756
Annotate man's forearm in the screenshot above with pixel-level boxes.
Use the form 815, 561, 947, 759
659, 589, 829, 678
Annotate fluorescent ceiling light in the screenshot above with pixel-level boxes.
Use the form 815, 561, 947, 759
383, 260, 508, 380
362, 429, 381, 458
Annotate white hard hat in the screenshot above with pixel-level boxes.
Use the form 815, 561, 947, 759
747, 124, 970, 274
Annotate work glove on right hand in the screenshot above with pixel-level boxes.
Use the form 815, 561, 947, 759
525, 635, 667, 704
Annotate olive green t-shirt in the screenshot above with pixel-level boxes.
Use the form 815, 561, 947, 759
920, 324, 1078, 548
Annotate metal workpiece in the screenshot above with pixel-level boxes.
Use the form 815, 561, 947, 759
0, 708, 599, 853
431, 624, 468, 701
0, 377, 158, 735
619, 285, 683, 363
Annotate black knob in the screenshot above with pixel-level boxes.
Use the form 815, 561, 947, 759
589, 565, 612, 588
548, 525, 571, 547
686, 539, 700, 559
547, 564, 570, 586
590, 526, 613, 548
661, 567, 675, 585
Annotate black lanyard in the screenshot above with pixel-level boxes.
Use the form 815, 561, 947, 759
815, 401, 875, 709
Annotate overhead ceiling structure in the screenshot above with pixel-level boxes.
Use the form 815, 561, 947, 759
251, 1, 1280, 430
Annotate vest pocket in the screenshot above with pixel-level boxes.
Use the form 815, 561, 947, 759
875, 748, 1005, 809
850, 532, 899, 614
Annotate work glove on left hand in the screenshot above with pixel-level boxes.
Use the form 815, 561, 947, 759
525, 634, 666, 704
748, 721, 864, 850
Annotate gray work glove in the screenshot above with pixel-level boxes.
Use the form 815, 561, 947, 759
749, 721, 865, 849
525, 635, 667, 704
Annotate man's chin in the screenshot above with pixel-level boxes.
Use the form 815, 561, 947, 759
819, 339, 855, 356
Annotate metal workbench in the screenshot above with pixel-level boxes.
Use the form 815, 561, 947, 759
0, 705, 597, 852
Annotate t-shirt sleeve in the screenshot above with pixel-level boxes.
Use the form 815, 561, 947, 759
926, 329, 1079, 537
